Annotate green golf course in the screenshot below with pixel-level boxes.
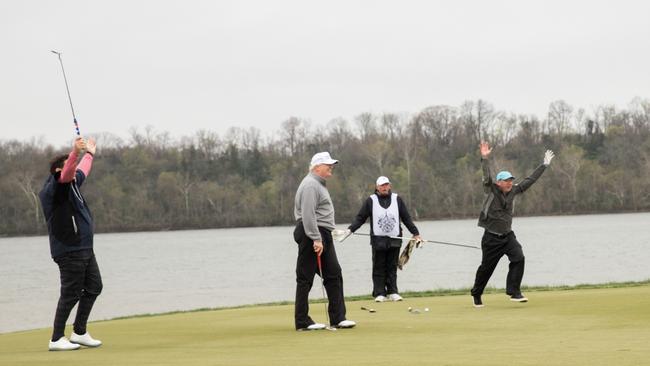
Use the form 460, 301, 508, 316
1, 283, 649, 366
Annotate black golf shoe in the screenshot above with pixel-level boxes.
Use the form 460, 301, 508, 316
510, 293, 528, 302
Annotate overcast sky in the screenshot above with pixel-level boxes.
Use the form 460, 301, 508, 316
1, 0, 649, 146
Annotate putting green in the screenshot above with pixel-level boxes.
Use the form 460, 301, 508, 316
1, 285, 649, 366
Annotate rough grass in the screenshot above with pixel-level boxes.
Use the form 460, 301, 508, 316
1, 283, 649, 366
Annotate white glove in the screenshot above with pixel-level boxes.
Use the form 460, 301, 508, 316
341, 229, 352, 242
543, 150, 555, 166
332, 229, 353, 242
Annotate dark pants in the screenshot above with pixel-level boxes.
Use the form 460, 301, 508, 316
471, 231, 525, 297
371, 246, 400, 297
52, 249, 103, 341
293, 223, 346, 329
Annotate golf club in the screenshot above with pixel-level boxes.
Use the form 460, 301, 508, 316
316, 255, 337, 331
360, 306, 376, 313
51, 50, 80, 136
332, 230, 479, 250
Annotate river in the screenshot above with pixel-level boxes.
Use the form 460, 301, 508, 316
1, 212, 648, 333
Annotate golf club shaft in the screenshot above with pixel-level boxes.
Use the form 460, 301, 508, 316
51, 50, 80, 135
316, 255, 331, 326
352, 232, 479, 249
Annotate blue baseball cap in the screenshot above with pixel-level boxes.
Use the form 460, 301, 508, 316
496, 171, 515, 181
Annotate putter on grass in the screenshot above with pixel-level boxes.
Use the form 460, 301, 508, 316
51, 50, 81, 136
317, 255, 337, 331
360, 306, 376, 313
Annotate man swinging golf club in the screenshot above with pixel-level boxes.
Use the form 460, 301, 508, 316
293, 152, 356, 331
471, 141, 554, 307
39, 137, 103, 350
345, 176, 421, 302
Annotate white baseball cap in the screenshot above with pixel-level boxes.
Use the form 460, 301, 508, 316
376, 176, 390, 186
310, 152, 339, 166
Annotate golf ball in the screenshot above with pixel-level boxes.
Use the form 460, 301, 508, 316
424, 308, 429, 312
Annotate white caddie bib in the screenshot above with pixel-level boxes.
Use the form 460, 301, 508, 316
371, 193, 400, 237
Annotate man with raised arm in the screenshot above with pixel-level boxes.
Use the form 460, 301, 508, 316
471, 141, 554, 308
39, 137, 103, 351
293, 152, 356, 331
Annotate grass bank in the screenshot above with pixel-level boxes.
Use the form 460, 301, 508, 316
1, 282, 649, 366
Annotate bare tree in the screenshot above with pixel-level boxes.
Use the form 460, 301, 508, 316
461, 99, 497, 143
547, 100, 574, 137
15, 171, 42, 230
414, 105, 457, 146
554, 145, 583, 204
355, 112, 377, 142
380, 113, 403, 142
281, 117, 309, 157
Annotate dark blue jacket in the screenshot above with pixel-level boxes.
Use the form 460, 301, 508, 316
39, 169, 94, 259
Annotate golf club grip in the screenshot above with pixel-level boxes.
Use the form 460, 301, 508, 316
317, 255, 322, 272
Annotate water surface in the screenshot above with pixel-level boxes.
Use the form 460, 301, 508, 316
1, 213, 648, 333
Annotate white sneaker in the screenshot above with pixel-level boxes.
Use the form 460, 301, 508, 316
388, 293, 403, 301
48, 337, 81, 351
337, 320, 356, 328
70, 332, 102, 347
306, 323, 326, 331
374, 295, 387, 302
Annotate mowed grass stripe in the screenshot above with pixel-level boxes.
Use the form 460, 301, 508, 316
1, 285, 649, 366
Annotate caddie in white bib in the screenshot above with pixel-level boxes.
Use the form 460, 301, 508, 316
371, 193, 400, 238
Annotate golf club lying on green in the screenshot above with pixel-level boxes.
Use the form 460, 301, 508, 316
361, 306, 376, 313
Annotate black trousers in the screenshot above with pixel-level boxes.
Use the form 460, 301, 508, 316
52, 249, 103, 341
293, 223, 346, 329
371, 246, 400, 297
471, 231, 525, 297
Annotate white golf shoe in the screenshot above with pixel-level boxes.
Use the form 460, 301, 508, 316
374, 295, 387, 302
48, 337, 81, 351
337, 320, 356, 328
388, 293, 403, 301
70, 332, 102, 347
305, 323, 326, 331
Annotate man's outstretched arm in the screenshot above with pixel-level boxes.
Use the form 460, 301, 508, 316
515, 150, 554, 193
480, 141, 493, 192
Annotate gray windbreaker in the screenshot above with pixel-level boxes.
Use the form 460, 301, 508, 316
294, 172, 336, 241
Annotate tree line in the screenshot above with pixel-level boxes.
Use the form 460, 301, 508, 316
1, 98, 649, 236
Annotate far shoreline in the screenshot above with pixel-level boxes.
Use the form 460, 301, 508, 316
2, 210, 649, 240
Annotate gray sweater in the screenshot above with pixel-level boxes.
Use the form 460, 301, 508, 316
294, 172, 336, 241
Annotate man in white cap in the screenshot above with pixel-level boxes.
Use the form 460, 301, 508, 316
471, 141, 554, 308
346, 176, 421, 302
292, 152, 356, 330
